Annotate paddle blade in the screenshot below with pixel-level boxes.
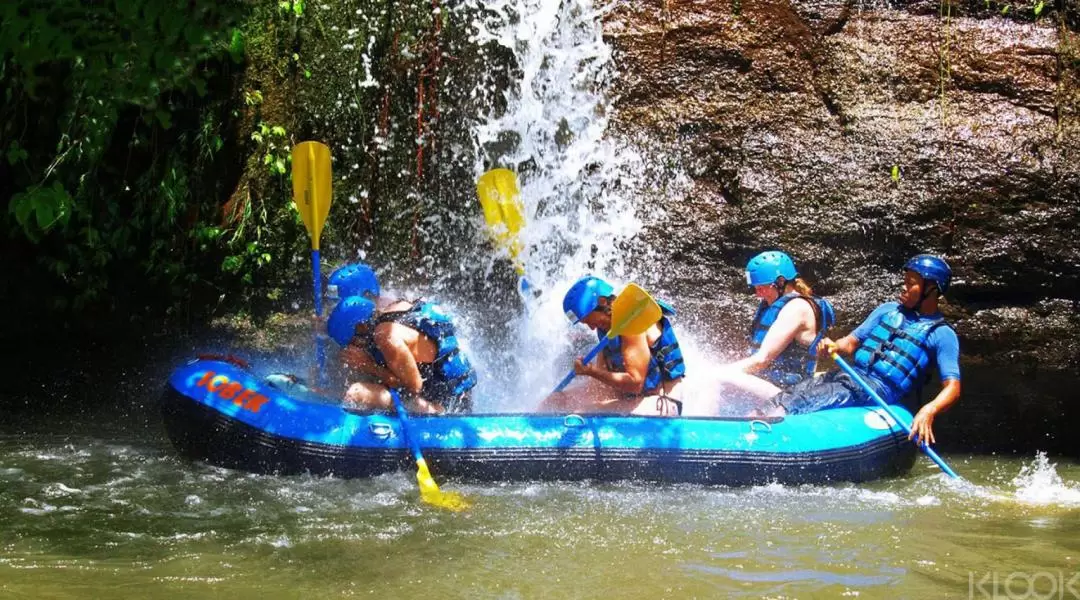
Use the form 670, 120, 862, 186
608, 283, 662, 338
476, 168, 525, 262
416, 459, 471, 511
291, 141, 333, 250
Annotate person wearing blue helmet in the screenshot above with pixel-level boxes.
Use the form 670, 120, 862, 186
711, 251, 836, 408
327, 293, 477, 414
761, 254, 961, 445
327, 262, 380, 303
540, 275, 686, 416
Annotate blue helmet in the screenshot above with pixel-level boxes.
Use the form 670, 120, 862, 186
904, 254, 951, 294
563, 275, 615, 323
327, 296, 376, 346
746, 251, 798, 287
327, 263, 379, 301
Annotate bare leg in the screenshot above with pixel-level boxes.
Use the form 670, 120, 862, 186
536, 390, 573, 413
344, 381, 393, 410
716, 369, 783, 401
344, 382, 442, 414
703, 369, 788, 416
677, 375, 722, 416
537, 377, 622, 413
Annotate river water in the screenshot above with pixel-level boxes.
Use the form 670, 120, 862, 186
3, 422, 1079, 599
2, 0, 1073, 597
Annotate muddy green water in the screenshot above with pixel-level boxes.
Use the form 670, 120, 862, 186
2, 430, 1079, 600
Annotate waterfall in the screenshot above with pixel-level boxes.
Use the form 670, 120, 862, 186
459, 0, 705, 411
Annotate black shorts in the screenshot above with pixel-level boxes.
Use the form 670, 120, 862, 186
413, 386, 472, 414
771, 370, 867, 415
438, 390, 472, 414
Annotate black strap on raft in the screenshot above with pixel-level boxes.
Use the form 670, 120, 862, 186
654, 394, 683, 416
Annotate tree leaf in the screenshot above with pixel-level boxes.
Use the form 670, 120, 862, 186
11, 191, 33, 229
228, 28, 245, 63
34, 197, 56, 231
6, 141, 28, 164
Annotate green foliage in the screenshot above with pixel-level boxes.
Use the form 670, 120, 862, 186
279, 0, 305, 17
9, 182, 72, 240
0, 0, 254, 312
245, 89, 265, 106
228, 28, 246, 64
0, 0, 502, 320
982, 0, 1055, 19
252, 122, 291, 176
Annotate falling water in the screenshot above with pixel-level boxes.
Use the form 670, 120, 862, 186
457, 0, 710, 410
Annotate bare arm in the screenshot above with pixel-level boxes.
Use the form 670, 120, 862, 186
910, 378, 961, 445
374, 323, 423, 394
341, 345, 401, 385
818, 333, 861, 358
579, 332, 651, 394
729, 300, 814, 373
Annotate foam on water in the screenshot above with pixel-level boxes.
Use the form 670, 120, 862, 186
1011, 451, 1080, 507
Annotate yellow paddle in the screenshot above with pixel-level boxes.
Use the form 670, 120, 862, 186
291, 141, 333, 384
389, 389, 470, 511
476, 169, 531, 294
553, 283, 663, 392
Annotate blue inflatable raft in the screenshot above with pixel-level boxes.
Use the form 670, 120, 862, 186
160, 357, 917, 486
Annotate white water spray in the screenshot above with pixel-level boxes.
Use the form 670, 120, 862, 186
458, 0, 711, 410
1011, 452, 1080, 507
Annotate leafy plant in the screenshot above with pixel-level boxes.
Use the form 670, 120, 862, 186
0, 0, 253, 312
252, 123, 290, 175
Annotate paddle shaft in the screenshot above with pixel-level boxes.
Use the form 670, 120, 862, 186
312, 250, 326, 385
831, 352, 960, 479
553, 337, 610, 393
390, 388, 425, 463
312, 250, 323, 317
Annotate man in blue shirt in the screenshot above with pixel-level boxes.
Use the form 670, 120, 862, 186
760, 254, 961, 445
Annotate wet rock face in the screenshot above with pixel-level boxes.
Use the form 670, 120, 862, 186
604, 1, 1080, 451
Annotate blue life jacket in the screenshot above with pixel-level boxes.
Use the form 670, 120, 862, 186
362, 301, 477, 399
749, 292, 836, 388
600, 300, 685, 393
852, 308, 945, 403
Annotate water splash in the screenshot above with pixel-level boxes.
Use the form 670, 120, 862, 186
1011, 452, 1080, 507
462, 0, 699, 410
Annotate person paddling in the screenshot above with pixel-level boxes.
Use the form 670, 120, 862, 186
711, 251, 835, 408
327, 294, 478, 415
539, 275, 686, 416
758, 255, 961, 445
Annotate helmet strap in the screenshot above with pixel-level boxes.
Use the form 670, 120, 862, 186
597, 299, 612, 316
772, 277, 787, 297
916, 281, 939, 310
